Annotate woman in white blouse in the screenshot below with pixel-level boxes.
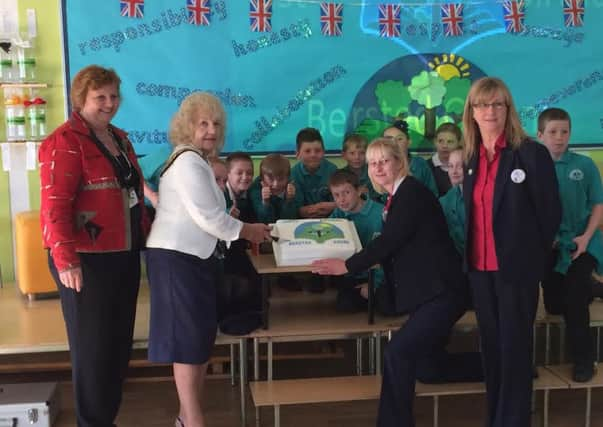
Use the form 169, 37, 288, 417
146, 92, 271, 427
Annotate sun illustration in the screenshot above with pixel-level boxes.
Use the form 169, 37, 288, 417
428, 54, 471, 80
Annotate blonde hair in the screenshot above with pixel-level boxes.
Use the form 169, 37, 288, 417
366, 137, 410, 194
462, 77, 527, 161
169, 92, 226, 156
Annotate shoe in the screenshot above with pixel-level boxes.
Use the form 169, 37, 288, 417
175, 416, 184, 427
573, 361, 597, 382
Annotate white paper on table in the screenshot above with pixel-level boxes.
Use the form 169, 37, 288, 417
26, 141, 37, 170
1, 143, 11, 172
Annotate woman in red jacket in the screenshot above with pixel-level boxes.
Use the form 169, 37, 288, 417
39, 65, 149, 427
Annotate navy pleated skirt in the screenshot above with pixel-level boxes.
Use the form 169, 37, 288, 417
146, 247, 220, 364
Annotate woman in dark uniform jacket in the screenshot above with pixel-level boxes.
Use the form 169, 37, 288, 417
462, 77, 561, 427
312, 138, 470, 426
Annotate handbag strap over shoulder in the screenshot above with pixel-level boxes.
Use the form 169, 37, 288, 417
160, 145, 207, 177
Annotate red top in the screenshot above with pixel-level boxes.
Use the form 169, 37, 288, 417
469, 134, 507, 271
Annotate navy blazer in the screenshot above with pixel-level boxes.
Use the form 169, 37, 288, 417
346, 176, 467, 314
463, 139, 561, 284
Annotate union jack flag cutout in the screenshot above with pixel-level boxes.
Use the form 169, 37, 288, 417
320, 3, 343, 37
250, 0, 272, 32
503, 1, 525, 33
441, 3, 464, 37
563, 0, 584, 27
378, 4, 401, 38
120, 0, 144, 19
187, 0, 211, 26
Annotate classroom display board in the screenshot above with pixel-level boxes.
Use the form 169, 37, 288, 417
63, 0, 603, 155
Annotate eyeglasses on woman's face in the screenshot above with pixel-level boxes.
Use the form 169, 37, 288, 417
367, 158, 392, 169
472, 101, 507, 110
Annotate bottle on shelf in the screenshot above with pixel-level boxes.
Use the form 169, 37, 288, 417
4, 88, 26, 141
25, 96, 46, 140
15, 37, 36, 82
0, 39, 16, 82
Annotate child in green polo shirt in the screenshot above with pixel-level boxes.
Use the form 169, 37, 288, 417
538, 107, 603, 382
290, 127, 338, 218
429, 123, 463, 197
382, 120, 438, 196
224, 152, 255, 221
439, 148, 465, 256
212, 153, 262, 326
339, 133, 379, 202
249, 153, 303, 224
328, 170, 386, 312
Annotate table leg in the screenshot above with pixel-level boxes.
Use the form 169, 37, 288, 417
231, 343, 236, 386
239, 338, 247, 427
368, 268, 375, 324
262, 274, 270, 329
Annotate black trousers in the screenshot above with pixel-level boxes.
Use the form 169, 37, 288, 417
469, 271, 539, 427
542, 252, 596, 365
48, 251, 140, 427
376, 290, 466, 427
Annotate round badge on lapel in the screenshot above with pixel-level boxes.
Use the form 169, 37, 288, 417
468, 169, 473, 176
569, 169, 584, 181
510, 168, 526, 184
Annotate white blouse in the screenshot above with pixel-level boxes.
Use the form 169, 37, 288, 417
146, 147, 243, 259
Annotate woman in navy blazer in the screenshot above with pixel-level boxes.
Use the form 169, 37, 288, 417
462, 77, 561, 427
312, 138, 469, 426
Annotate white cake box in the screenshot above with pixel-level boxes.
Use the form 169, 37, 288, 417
271, 219, 362, 266
0, 382, 60, 427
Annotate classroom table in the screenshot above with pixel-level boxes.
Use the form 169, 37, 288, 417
247, 251, 377, 329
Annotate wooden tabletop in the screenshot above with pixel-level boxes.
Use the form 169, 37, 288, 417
248, 252, 315, 274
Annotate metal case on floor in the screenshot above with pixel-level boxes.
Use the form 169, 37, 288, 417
0, 382, 60, 427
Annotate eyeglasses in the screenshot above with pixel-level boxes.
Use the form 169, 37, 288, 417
472, 102, 506, 110
368, 158, 392, 168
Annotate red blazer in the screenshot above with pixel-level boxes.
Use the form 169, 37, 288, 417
39, 112, 149, 272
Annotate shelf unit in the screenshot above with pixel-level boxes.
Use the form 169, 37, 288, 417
0, 83, 48, 89
2, 82, 48, 143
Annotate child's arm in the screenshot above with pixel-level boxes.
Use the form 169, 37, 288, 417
573, 203, 603, 259
314, 201, 337, 216
281, 182, 303, 219
143, 181, 158, 208
299, 203, 322, 218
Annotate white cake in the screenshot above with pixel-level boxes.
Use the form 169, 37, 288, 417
271, 219, 362, 266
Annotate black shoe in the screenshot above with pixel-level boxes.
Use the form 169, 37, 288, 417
573, 361, 596, 382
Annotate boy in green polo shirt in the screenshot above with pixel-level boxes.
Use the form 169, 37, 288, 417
291, 127, 338, 218
328, 170, 386, 312
538, 107, 603, 382
249, 154, 303, 223
224, 152, 255, 222
339, 133, 379, 202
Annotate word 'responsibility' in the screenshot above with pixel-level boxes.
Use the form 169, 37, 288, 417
77, 3, 227, 56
